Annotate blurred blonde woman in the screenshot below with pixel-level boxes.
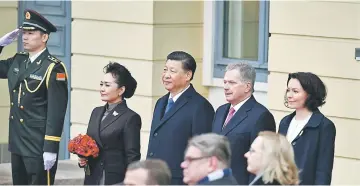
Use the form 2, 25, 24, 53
245, 131, 299, 185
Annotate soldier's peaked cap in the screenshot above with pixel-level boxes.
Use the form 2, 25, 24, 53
21, 9, 57, 34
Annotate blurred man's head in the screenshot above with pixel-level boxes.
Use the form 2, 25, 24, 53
123, 159, 171, 185
181, 133, 231, 185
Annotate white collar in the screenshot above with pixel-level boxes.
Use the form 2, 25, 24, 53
231, 96, 251, 113
286, 113, 312, 142
169, 84, 190, 103
29, 48, 46, 63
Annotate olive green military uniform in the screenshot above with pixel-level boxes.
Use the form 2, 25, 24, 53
0, 9, 68, 185
0, 47, 68, 156
0, 46, 68, 184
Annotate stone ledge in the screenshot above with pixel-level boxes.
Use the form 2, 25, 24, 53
0, 160, 84, 185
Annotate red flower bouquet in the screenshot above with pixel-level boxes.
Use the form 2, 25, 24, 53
68, 134, 99, 175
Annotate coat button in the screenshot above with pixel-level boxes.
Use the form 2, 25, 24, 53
22, 92, 25, 96
154, 133, 158, 137
292, 142, 296, 146
149, 152, 154, 157
20, 106, 24, 110
11, 116, 13, 119
11, 102, 13, 106
13, 90, 16, 93
20, 119, 23, 123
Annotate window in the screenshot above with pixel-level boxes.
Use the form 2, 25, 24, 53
213, 0, 269, 82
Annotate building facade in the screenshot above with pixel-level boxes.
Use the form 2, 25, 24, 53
0, 1, 359, 184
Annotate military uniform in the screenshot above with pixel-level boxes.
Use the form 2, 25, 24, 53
0, 9, 68, 185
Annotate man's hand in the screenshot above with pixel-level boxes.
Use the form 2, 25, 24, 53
43, 152, 57, 170
0, 28, 20, 47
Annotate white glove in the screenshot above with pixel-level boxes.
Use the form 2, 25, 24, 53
0, 28, 20, 46
43, 152, 57, 170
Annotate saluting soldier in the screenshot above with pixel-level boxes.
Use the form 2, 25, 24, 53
0, 9, 68, 185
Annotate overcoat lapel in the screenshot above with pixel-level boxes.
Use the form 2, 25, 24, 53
213, 104, 230, 133
221, 96, 256, 135
9, 54, 27, 91
100, 101, 127, 132
154, 85, 195, 131
289, 110, 323, 143
17, 49, 49, 85
90, 107, 106, 148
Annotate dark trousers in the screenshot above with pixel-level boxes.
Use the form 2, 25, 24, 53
11, 153, 58, 185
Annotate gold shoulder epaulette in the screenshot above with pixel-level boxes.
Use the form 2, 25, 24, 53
48, 55, 61, 63
17, 51, 28, 55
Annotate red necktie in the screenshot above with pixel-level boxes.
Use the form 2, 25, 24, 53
223, 107, 235, 129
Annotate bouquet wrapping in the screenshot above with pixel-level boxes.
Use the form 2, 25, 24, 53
68, 134, 99, 175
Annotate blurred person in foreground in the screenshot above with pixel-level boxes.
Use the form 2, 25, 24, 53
181, 133, 238, 185
245, 131, 299, 185
123, 159, 171, 185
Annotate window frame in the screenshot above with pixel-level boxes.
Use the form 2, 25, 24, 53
213, 0, 270, 82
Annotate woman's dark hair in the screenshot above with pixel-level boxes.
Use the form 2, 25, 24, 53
103, 62, 137, 99
284, 72, 327, 111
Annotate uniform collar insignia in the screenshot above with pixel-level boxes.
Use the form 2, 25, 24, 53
113, 111, 119, 116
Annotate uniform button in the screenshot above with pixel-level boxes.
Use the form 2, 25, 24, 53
11, 116, 13, 119
292, 142, 296, 146
149, 152, 154, 157
100, 162, 104, 166
11, 102, 13, 106
154, 133, 158, 137
20, 106, 24, 110
20, 119, 23, 123
22, 92, 25, 96
13, 90, 16, 93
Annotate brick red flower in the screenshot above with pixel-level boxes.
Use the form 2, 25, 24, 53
68, 134, 99, 158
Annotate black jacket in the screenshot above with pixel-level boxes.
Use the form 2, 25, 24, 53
212, 96, 276, 184
278, 109, 336, 185
84, 101, 141, 185
147, 84, 215, 185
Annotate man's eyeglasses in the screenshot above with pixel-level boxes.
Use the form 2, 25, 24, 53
183, 156, 211, 163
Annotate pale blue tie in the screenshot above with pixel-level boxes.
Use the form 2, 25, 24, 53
165, 98, 174, 114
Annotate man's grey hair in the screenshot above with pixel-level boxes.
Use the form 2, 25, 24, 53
187, 133, 231, 167
226, 62, 256, 92
127, 159, 171, 185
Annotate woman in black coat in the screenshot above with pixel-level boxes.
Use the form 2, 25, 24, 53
79, 62, 141, 185
278, 72, 336, 185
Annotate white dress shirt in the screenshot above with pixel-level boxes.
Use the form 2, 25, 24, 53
231, 96, 251, 114
286, 113, 312, 142
169, 84, 190, 103
29, 48, 46, 63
